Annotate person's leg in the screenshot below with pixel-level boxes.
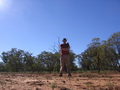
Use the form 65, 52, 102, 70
59, 55, 65, 76
65, 55, 71, 76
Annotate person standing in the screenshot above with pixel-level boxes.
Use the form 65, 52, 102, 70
59, 38, 72, 77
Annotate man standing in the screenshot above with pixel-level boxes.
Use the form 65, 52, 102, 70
59, 38, 72, 77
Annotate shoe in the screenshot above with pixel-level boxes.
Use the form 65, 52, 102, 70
68, 74, 72, 77
59, 74, 63, 77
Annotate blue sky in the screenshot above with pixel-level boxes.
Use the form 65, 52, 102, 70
0, 0, 120, 62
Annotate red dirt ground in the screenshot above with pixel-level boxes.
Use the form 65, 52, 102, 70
0, 72, 120, 90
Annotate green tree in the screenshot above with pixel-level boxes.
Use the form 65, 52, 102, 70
69, 51, 78, 71
32, 57, 45, 72
0, 48, 36, 72
80, 38, 111, 73
0, 62, 5, 72
88, 38, 100, 71
76, 54, 82, 69
79, 35, 120, 73
37, 51, 58, 73
23, 51, 35, 71
1, 48, 24, 72
107, 32, 120, 72
52, 52, 60, 72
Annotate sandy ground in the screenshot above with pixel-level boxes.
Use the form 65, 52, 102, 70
0, 72, 120, 90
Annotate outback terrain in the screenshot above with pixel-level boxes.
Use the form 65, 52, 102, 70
0, 72, 120, 90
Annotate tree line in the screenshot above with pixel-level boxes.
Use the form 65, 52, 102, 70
0, 32, 120, 73
0, 48, 77, 72
77, 32, 120, 73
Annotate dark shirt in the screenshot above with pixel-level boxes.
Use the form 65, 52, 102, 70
60, 43, 70, 55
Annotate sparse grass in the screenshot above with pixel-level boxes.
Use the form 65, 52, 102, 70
0, 79, 6, 90
84, 81, 96, 90
0, 72, 119, 90
104, 79, 115, 90
0, 80, 5, 86
50, 82, 57, 90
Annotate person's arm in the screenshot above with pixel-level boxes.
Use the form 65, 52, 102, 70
60, 44, 70, 53
61, 47, 69, 51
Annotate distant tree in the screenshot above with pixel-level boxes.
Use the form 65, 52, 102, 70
1, 48, 24, 72
80, 38, 112, 73
37, 51, 58, 73
0, 48, 36, 72
32, 57, 45, 72
78, 33, 120, 73
76, 54, 82, 69
53, 52, 60, 72
69, 51, 78, 71
107, 32, 120, 72
79, 48, 93, 71
23, 51, 35, 71
0, 62, 5, 72
87, 38, 102, 73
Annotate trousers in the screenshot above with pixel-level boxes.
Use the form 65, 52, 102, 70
59, 55, 71, 75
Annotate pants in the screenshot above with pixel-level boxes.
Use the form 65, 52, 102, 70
59, 55, 71, 75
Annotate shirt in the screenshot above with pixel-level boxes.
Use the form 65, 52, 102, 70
60, 43, 70, 55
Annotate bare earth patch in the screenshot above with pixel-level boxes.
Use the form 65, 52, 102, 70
0, 73, 120, 90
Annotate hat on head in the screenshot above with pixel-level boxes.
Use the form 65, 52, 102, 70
63, 38, 67, 41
